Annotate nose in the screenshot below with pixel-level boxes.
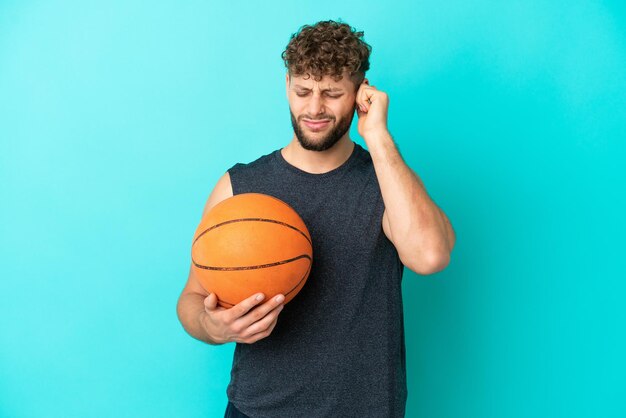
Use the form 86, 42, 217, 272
307, 92, 325, 116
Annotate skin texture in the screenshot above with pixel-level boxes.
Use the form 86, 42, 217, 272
287, 74, 356, 152
177, 70, 456, 346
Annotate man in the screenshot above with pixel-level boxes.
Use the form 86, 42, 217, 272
177, 20, 455, 418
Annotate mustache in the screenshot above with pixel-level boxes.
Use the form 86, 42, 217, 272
299, 115, 335, 121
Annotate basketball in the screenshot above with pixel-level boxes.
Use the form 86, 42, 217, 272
191, 193, 313, 308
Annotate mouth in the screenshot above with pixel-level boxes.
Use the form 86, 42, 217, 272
302, 119, 331, 131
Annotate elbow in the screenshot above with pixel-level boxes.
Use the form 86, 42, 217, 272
403, 250, 451, 275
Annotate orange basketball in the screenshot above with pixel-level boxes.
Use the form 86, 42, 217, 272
191, 193, 313, 308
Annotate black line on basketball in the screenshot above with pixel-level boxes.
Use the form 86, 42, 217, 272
283, 257, 312, 297
192, 254, 311, 271
216, 256, 312, 308
192, 218, 312, 246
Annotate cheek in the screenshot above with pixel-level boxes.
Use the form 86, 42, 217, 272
336, 101, 356, 118
341, 97, 357, 112
327, 101, 349, 116
289, 98, 307, 115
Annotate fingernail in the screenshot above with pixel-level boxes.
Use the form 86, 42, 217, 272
256, 294, 264, 301
275, 295, 285, 303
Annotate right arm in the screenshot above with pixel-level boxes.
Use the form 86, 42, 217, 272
176, 172, 285, 345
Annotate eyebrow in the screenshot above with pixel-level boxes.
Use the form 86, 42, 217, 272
293, 84, 344, 93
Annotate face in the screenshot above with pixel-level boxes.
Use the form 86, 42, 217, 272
286, 72, 358, 151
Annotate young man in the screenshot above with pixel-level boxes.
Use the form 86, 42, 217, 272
177, 20, 455, 418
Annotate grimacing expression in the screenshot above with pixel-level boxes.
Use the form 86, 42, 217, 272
287, 73, 358, 151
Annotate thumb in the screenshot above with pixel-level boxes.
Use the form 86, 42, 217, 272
204, 293, 218, 312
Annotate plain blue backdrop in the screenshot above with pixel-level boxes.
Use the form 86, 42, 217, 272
1, 1, 625, 417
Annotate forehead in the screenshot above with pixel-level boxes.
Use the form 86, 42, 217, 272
290, 74, 353, 91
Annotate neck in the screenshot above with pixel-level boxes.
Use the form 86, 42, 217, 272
281, 135, 355, 174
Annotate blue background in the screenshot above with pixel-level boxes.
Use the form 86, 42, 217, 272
1, 1, 625, 417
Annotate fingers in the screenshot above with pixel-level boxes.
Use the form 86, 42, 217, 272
356, 81, 377, 113
202, 292, 285, 344
232, 294, 285, 330
228, 294, 285, 344
240, 315, 280, 344
203, 293, 218, 312
238, 303, 284, 341
220, 293, 269, 323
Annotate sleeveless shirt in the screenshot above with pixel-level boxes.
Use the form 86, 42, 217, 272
225, 141, 407, 418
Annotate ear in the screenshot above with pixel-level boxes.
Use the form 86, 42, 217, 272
285, 73, 290, 98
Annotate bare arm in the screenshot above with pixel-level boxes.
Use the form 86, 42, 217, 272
176, 266, 221, 345
176, 172, 233, 344
372, 132, 456, 274
355, 80, 456, 275
176, 172, 286, 345
177, 266, 285, 345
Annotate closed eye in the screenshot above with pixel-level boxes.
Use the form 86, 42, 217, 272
295, 92, 343, 98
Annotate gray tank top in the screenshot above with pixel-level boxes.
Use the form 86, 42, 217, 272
225, 142, 407, 418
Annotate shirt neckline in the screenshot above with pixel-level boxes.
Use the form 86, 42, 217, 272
274, 142, 360, 178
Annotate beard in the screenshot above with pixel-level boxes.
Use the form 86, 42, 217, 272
290, 108, 355, 152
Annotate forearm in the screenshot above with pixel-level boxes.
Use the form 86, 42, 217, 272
176, 293, 223, 345
366, 131, 454, 269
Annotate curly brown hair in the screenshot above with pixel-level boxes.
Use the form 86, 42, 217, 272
281, 20, 372, 89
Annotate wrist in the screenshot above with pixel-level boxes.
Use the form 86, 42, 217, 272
362, 128, 391, 144
198, 310, 225, 345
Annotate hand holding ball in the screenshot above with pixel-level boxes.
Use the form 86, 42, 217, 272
191, 193, 313, 308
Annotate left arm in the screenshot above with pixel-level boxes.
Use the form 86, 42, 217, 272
356, 81, 455, 275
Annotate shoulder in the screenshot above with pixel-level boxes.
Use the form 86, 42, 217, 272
226, 149, 280, 195
200, 171, 233, 218
228, 149, 278, 174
